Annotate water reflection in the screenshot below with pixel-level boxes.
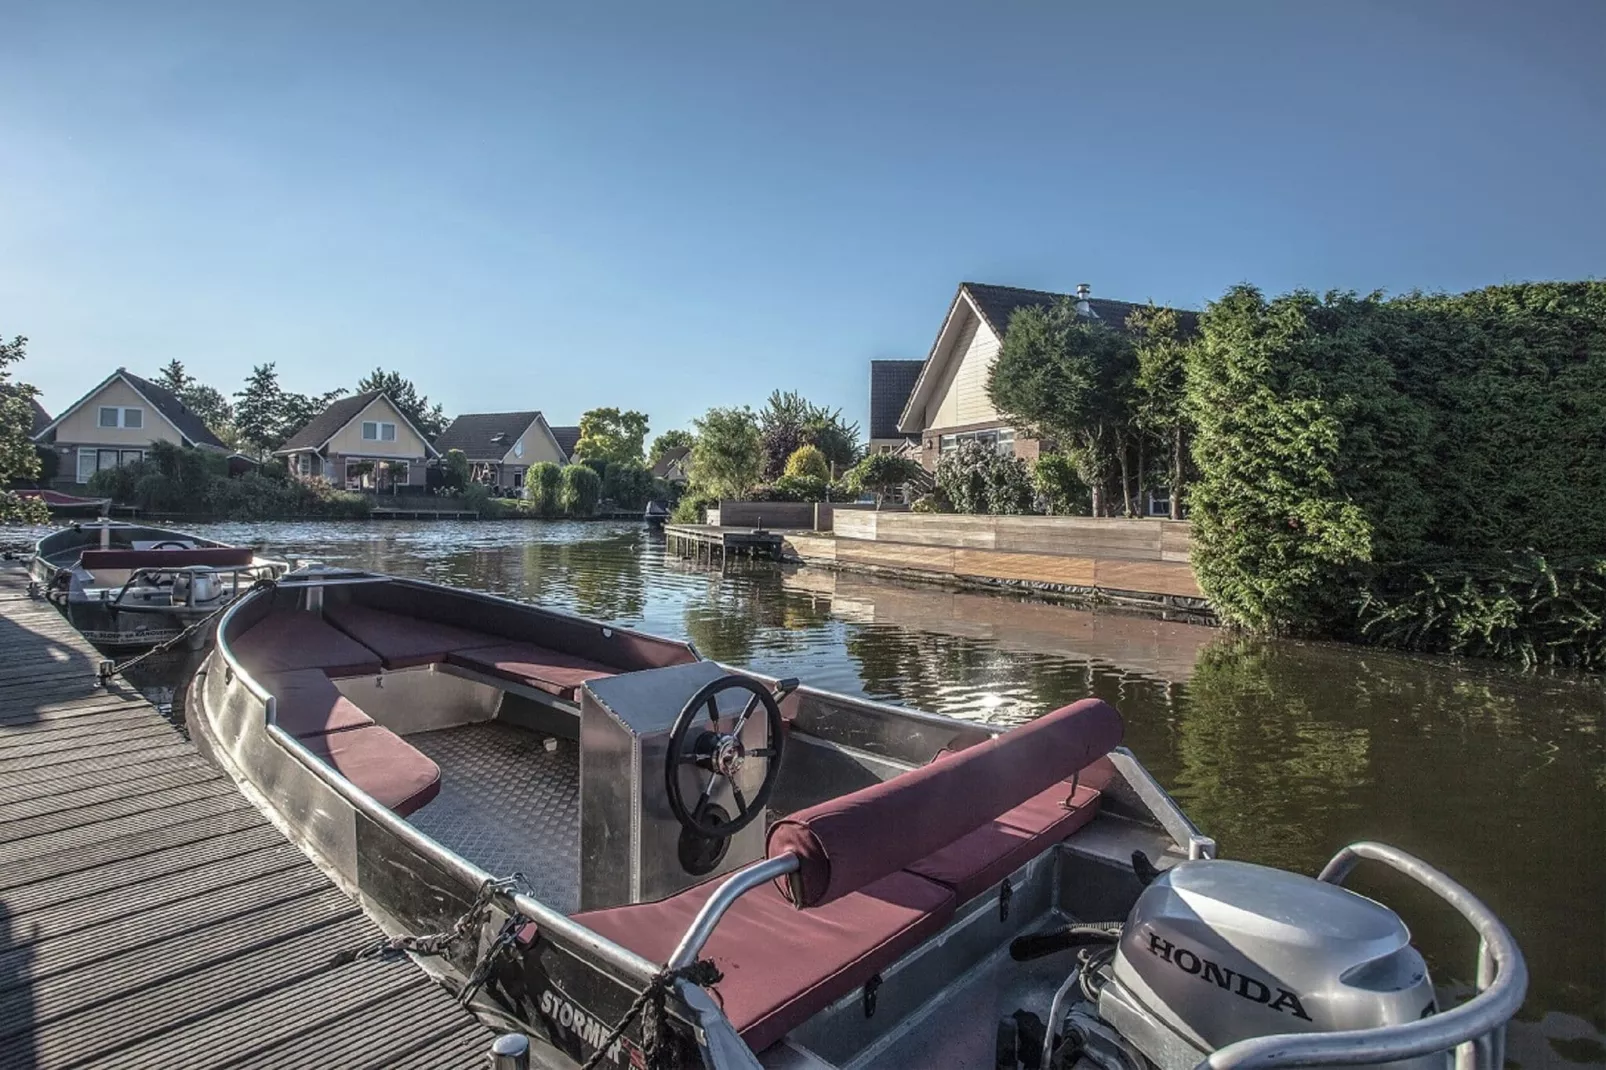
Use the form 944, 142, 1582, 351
16, 517, 1598, 1062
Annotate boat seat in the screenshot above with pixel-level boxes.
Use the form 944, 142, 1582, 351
81, 546, 255, 570
298, 723, 441, 816
323, 601, 506, 669
905, 780, 1102, 903
260, 670, 375, 737
445, 643, 616, 701
574, 870, 955, 1055
231, 609, 385, 678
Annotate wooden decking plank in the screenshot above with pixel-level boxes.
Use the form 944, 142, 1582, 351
0, 703, 172, 743
0, 776, 238, 845
0, 749, 215, 806
0, 719, 182, 762
0, 787, 253, 867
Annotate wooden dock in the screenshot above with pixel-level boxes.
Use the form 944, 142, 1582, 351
370, 507, 480, 520
0, 569, 492, 1069
663, 523, 786, 561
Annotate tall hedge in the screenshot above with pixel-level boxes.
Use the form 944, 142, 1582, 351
1188, 281, 1606, 661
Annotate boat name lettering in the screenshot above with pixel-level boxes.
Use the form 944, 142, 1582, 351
539, 988, 630, 1064
1146, 931, 1313, 1021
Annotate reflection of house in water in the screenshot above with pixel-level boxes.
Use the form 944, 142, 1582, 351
782, 567, 1215, 685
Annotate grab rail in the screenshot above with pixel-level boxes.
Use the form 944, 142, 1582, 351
667, 855, 800, 969
1199, 842, 1526, 1070
107, 562, 276, 611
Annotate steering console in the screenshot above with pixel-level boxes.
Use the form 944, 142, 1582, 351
664, 674, 794, 840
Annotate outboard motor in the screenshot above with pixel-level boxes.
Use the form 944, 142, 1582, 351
1019, 859, 1441, 1070
171, 570, 223, 606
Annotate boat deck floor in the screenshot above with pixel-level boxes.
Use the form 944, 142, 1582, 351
0, 566, 492, 1069
406, 722, 582, 914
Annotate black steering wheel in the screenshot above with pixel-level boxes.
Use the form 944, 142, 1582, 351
665, 674, 792, 840
150, 540, 190, 550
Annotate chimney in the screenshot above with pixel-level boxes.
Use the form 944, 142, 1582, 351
1074, 283, 1096, 318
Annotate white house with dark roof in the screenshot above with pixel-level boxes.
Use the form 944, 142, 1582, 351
275, 390, 438, 492
32, 368, 228, 487
432, 411, 569, 491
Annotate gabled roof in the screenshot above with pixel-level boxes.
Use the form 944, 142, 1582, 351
32, 367, 227, 449
433, 411, 547, 460
276, 390, 440, 457
650, 445, 691, 478
869, 360, 924, 440
548, 425, 580, 461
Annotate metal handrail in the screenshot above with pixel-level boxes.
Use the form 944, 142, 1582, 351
1199, 842, 1526, 1070
106, 562, 276, 611
667, 855, 801, 969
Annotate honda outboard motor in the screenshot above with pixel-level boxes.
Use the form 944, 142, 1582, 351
1090, 860, 1441, 1070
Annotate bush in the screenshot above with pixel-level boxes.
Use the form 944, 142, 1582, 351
670, 489, 717, 524
601, 459, 653, 511
934, 441, 1034, 515
87, 463, 140, 504
845, 453, 924, 508
441, 449, 470, 492
783, 444, 830, 482
560, 463, 602, 517
1033, 453, 1089, 515
774, 474, 829, 502
527, 461, 562, 517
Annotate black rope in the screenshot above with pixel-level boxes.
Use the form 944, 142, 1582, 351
97, 576, 277, 682
577, 960, 723, 1070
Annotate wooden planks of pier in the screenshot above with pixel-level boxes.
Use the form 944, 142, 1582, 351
0, 568, 492, 1069
663, 523, 786, 561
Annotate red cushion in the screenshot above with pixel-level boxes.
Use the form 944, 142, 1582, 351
767, 698, 1122, 908
323, 602, 504, 669
261, 670, 374, 737
81, 546, 255, 570
575, 871, 955, 1054
445, 643, 615, 700
298, 725, 441, 816
906, 782, 1101, 902
231, 610, 384, 678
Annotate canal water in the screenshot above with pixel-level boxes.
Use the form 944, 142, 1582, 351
16, 518, 1604, 1066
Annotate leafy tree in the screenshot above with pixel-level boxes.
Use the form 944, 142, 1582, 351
783, 444, 830, 481
156, 359, 236, 445
560, 463, 602, 516
757, 391, 862, 478
0, 334, 49, 523
934, 440, 1034, 515
383, 460, 409, 495
1033, 453, 1089, 515
649, 429, 695, 465
988, 298, 1137, 515
441, 449, 470, 491
845, 453, 924, 509
1128, 303, 1193, 519
574, 408, 650, 466
690, 406, 763, 500
601, 459, 653, 510
232, 363, 287, 456
277, 387, 347, 449
527, 461, 563, 517
355, 368, 447, 439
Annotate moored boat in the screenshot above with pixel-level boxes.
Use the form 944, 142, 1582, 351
30, 518, 288, 649
190, 564, 1525, 1070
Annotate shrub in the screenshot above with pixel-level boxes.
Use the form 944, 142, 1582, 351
560, 463, 602, 517
1033, 453, 1089, 515
845, 454, 924, 508
773, 474, 829, 502
783, 444, 830, 482
87, 463, 139, 504
601, 459, 653, 510
934, 441, 1034, 515
670, 489, 717, 524
527, 462, 562, 517
442, 449, 470, 492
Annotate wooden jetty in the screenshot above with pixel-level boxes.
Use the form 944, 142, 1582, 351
370, 507, 480, 520
0, 567, 493, 1069
663, 523, 786, 561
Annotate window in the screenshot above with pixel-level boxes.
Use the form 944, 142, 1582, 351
77, 447, 142, 483
295, 454, 312, 477
939, 434, 957, 453
76, 450, 96, 483
937, 428, 1015, 456
362, 421, 398, 442
513, 471, 524, 488
96, 406, 144, 429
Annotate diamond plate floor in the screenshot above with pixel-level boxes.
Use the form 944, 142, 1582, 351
405, 721, 582, 913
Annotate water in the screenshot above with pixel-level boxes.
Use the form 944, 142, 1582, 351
14, 518, 1603, 1066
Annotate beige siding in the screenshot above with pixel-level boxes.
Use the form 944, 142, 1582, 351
924, 313, 1002, 429
500, 424, 566, 467
325, 397, 429, 459
52, 378, 186, 448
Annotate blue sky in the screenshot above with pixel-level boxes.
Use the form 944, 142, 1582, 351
4, 1, 1602, 438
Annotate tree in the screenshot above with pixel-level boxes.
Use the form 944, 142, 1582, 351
601, 459, 653, 510
383, 460, 409, 495
527, 461, 563, 516
1033, 453, 1088, 515
156, 359, 236, 445
560, 463, 602, 516
689, 406, 763, 500
0, 334, 49, 523
757, 391, 861, 478
783, 444, 830, 481
277, 387, 346, 447
846, 453, 924, 509
442, 449, 470, 492
233, 364, 286, 457
156, 359, 193, 396
649, 429, 695, 465
988, 298, 1137, 516
1129, 303, 1193, 519
574, 408, 650, 467
355, 368, 447, 439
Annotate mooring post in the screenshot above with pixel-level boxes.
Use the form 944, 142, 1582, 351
488, 1032, 530, 1069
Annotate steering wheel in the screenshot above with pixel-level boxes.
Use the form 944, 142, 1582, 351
665, 674, 791, 840
150, 540, 190, 550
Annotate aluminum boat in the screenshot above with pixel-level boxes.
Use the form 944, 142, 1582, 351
190, 564, 1525, 1070
31, 519, 287, 649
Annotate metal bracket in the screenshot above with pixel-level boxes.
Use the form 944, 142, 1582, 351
862, 973, 882, 1019
999, 878, 1013, 922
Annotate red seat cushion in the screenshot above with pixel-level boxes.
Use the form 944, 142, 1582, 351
575, 871, 955, 1054
298, 724, 441, 816
261, 670, 374, 737
323, 602, 504, 669
905, 781, 1101, 902
231, 609, 384, 678
446, 643, 615, 700
81, 546, 255, 570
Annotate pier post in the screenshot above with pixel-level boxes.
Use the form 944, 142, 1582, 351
489, 1033, 530, 1069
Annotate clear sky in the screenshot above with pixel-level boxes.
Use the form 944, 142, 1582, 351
4, 1, 1602, 438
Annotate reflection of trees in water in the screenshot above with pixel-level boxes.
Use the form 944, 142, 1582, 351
681, 565, 834, 663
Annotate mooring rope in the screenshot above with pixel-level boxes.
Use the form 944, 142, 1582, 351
96, 576, 277, 681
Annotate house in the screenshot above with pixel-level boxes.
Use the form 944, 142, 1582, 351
548, 425, 580, 463
868, 360, 925, 455
275, 390, 438, 492
32, 367, 227, 486
649, 445, 692, 485
895, 282, 1195, 479
432, 411, 569, 491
